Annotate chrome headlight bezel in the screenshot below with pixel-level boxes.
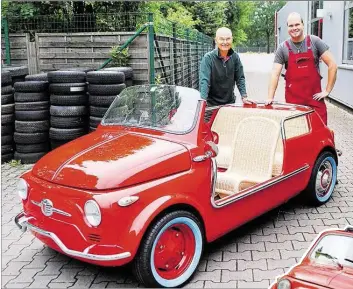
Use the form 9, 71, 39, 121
278, 278, 291, 289
17, 178, 28, 200
84, 200, 101, 227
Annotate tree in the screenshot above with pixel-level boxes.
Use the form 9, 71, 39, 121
245, 1, 285, 53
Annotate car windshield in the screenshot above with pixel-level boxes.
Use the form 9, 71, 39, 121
102, 85, 201, 134
310, 234, 353, 268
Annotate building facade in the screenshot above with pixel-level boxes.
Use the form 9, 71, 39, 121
276, 1, 353, 109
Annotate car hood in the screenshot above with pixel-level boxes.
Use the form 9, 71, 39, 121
32, 131, 191, 190
289, 264, 342, 288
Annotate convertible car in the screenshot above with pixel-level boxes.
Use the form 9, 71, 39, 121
270, 225, 353, 289
15, 85, 338, 287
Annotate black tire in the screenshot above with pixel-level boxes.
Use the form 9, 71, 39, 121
89, 106, 109, 118
2, 125, 14, 136
25, 73, 48, 82
1, 114, 15, 125
132, 210, 204, 288
86, 71, 125, 84
2, 66, 28, 77
14, 81, 49, 93
60, 67, 95, 73
88, 94, 117, 107
1, 153, 13, 164
15, 120, 50, 133
1, 135, 13, 145
14, 132, 48, 144
1, 85, 13, 95
103, 67, 133, 79
50, 105, 87, 117
16, 142, 49, 153
89, 126, 96, 132
50, 116, 86, 128
303, 151, 337, 206
1, 94, 14, 105
14, 91, 49, 102
14, 151, 46, 164
15, 110, 49, 121
1, 71, 12, 85
89, 116, 102, 128
49, 127, 86, 141
2, 145, 14, 155
88, 83, 126, 96
49, 83, 86, 95
1, 104, 15, 115
48, 71, 86, 83
50, 140, 69, 150
50, 94, 87, 106
15, 101, 50, 111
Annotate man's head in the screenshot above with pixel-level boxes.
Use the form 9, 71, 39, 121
287, 12, 305, 41
215, 27, 233, 53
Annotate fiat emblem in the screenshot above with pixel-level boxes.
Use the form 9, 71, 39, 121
41, 199, 53, 216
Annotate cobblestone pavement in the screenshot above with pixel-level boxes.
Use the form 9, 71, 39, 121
2, 54, 353, 288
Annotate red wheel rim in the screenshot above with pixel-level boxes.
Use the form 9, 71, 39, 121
153, 224, 196, 280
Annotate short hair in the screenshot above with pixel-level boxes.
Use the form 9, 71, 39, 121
215, 27, 232, 38
286, 12, 304, 26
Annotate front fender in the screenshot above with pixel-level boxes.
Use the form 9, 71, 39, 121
127, 193, 206, 259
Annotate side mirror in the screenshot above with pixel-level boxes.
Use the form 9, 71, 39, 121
211, 131, 219, 144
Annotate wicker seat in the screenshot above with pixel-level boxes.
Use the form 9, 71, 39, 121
215, 116, 280, 197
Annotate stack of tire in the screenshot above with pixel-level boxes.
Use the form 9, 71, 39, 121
103, 67, 134, 87
13, 79, 50, 164
1, 71, 15, 163
87, 70, 126, 131
48, 71, 88, 149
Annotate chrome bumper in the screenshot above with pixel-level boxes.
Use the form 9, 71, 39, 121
15, 212, 131, 261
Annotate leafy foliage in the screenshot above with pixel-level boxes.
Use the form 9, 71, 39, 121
109, 46, 130, 66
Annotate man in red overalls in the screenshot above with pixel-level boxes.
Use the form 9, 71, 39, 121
266, 12, 337, 125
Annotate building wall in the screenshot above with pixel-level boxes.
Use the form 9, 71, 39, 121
277, 1, 353, 109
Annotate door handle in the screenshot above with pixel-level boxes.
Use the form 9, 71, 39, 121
193, 151, 213, 162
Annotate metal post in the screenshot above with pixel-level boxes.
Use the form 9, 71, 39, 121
186, 28, 192, 88
2, 17, 11, 65
148, 12, 155, 85
172, 22, 177, 85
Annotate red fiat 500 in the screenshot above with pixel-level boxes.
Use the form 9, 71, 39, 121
15, 85, 338, 287
270, 226, 353, 289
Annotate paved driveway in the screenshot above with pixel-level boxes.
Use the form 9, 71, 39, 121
2, 54, 352, 288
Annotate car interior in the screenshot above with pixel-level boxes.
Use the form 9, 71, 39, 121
206, 106, 310, 199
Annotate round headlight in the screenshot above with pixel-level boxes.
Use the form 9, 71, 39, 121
278, 279, 291, 289
17, 178, 28, 200
84, 200, 101, 227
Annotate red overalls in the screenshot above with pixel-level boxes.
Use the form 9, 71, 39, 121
285, 35, 327, 125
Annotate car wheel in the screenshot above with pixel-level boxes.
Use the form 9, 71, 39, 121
304, 151, 337, 206
133, 210, 204, 288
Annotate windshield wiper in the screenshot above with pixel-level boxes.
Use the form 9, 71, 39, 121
344, 258, 353, 264
315, 251, 343, 269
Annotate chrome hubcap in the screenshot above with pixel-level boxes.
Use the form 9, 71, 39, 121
315, 161, 333, 197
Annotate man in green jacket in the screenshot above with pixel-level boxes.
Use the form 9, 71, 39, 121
200, 27, 253, 106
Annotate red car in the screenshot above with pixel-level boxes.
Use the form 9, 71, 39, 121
270, 226, 353, 289
15, 85, 338, 287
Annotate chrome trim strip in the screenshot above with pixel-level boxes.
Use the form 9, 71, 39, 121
210, 158, 217, 201
31, 200, 72, 217
15, 214, 131, 261
211, 165, 310, 208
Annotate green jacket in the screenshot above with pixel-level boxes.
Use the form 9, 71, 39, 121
199, 48, 247, 106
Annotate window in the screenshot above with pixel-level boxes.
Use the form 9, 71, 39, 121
310, 0, 324, 38
343, 1, 353, 64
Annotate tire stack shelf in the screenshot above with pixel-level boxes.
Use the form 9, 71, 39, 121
87, 70, 126, 131
13, 79, 50, 164
1, 71, 15, 163
48, 71, 88, 149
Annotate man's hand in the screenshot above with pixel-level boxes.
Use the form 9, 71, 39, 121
313, 90, 329, 101
242, 96, 256, 104
265, 97, 274, 105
